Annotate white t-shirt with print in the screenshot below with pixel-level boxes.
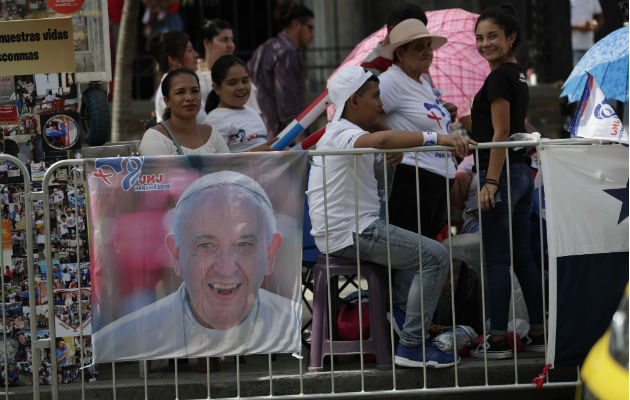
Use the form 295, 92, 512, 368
570, 0, 603, 50
379, 64, 456, 178
204, 106, 268, 152
65, 214, 76, 228
307, 119, 380, 254
58, 220, 68, 236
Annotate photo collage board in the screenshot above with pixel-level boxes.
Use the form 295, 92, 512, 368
0, 164, 95, 387
0, 0, 112, 387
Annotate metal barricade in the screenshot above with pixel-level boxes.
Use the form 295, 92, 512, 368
5, 139, 602, 399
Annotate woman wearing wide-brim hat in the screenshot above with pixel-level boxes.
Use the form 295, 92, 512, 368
378, 18, 457, 240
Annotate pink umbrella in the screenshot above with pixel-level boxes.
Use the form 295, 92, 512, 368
327, 8, 489, 122
427, 8, 490, 120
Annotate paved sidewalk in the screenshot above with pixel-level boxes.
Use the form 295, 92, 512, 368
5, 350, 577, 399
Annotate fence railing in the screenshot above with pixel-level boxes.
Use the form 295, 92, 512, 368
2, 138, 607, 399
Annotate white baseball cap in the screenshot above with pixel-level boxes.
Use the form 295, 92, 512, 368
328, 66, 373, 122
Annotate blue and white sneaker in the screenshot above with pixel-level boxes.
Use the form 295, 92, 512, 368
394, 341, 460, 368
386, 306, 405, 336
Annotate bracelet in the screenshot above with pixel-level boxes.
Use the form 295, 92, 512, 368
485, 179, 498, 186
422, 131, 437, 146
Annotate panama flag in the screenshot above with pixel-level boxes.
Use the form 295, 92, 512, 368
569, 73, 626, 143
540, 144, 628, 367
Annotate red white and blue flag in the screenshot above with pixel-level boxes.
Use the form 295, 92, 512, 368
541, 144, 628, 367
569, 73, 626, 143
272, 90, 331, 150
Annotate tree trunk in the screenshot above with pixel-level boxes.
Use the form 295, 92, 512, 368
111, 0, 140, 142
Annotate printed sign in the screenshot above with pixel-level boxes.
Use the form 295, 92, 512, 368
0, 17, 75, 75
87, 153, 306, 362
0, 105, 18, 126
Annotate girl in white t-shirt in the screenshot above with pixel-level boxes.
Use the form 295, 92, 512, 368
203, 55, 275, 152
195, 19, 261, 114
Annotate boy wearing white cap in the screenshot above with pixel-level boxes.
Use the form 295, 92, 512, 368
307, 65, 474, 368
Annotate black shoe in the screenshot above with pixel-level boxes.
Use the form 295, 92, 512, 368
471, 335, 512, 359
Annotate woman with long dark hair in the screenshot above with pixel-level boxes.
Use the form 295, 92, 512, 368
149, 31, 205, 124
469, 5, 545, 359
196, 19, 260, 114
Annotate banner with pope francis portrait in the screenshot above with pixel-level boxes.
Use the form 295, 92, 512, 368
85, 152, 306, 362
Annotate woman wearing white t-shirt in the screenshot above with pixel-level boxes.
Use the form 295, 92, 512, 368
149, 31, 207, 124
378, 19, 455, 239
204, 55, 275, 152
196, 19, 260, 114
139, 68, 228, 156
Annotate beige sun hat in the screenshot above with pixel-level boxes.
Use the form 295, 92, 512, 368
379, 18, 447, 60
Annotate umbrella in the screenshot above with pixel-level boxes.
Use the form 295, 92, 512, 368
560, 26, 629, 103
427, 8, 490, 120
328, 9, 489, 121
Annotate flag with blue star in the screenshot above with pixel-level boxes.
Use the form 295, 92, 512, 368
540, 144, 628, 368
604, 180, 629, 224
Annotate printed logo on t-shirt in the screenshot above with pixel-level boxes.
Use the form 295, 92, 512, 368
423, 102, 451, 132
228, 129, 267, 144
434, 152, 453, 159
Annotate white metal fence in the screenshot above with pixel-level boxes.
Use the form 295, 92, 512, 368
1, 139, 599, 399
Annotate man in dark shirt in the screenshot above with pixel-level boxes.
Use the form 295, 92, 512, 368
247, 5, 314, 138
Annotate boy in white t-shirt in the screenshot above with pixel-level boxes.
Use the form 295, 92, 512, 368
307, 66, 474, 368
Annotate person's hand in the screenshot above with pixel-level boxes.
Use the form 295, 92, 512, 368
480, 183, 498, 211
588, 19, 599, 31
443, 102, 457, 122
437, 134, 476, 158
573, 20, 596, 32
251, 136, 279, 152
385, 152, 403, 166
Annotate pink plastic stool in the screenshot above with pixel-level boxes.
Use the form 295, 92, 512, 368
308, 255, 392, 371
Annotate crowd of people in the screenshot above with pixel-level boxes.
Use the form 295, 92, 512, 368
133, 0, 565, 369
0, 0, 602, 382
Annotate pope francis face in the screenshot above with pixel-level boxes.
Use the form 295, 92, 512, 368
166, 186, 282, 330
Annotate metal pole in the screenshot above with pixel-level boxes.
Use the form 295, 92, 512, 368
352, 155, 365, 391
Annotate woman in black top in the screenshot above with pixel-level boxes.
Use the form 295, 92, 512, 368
469, 5, 545, 359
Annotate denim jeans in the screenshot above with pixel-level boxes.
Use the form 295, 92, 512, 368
331, 219, 449, 347
480, 162, 544, 335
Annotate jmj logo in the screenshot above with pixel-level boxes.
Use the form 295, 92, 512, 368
92, 157, 144, 191
93, 157, 171, 191
424, 102, 451, 132
594, 101, 616, 119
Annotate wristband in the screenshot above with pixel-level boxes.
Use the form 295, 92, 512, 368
485, 178, 498, 185
422, 131, 437, 146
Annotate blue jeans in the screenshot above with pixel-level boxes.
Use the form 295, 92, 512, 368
480, 162, 544, 335
331, 219, 449, 347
